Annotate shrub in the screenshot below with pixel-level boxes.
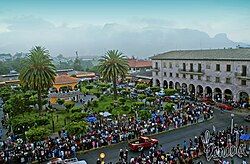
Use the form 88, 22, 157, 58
150, 86, 160, 93
164, 89, 177, 96
136, 83, 148, 90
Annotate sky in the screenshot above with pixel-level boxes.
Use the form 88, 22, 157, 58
0, 0, 250, 56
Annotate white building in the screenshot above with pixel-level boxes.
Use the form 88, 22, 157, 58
151, 48, 250, 103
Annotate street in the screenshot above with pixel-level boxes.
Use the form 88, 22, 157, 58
78, 109, 249, 164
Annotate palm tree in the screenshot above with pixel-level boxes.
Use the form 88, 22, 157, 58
98, 50, 128, 100
19, 46, 56, 111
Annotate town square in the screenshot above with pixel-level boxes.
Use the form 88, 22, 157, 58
0, 0, 249, 164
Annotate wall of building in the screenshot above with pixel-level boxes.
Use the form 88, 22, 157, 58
152, 59, 250, 102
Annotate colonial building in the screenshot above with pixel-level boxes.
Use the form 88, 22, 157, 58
151, 48, 250, 103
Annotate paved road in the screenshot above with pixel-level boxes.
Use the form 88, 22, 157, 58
78, 109, 249, 164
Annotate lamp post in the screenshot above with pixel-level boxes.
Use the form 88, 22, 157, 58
99, 152, 105, 164
231, 113, 234, 134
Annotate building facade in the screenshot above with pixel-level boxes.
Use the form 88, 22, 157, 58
151, 48, 250, 103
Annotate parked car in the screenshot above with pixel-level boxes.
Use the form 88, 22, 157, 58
129, 136, 158, 151
244, 115, 250, 122
216, 103, 233, 110
202, 98, 215, 105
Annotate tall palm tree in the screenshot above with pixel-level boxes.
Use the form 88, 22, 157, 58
98, 50, 128, 100
19, 46, 56, 111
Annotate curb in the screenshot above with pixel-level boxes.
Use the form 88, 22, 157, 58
77, 116, 214, 155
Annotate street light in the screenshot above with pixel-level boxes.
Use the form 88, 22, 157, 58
99, 152, 105, 164
231, 113, 234, 134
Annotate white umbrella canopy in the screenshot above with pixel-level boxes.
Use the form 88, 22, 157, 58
99, 111, 112, 117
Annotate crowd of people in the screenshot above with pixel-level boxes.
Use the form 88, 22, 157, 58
0, 99, 214, 163
121, 125, 249, 164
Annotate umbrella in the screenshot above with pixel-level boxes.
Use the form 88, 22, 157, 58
240, 134, 250, 141
103, 111, 112, 117
85, 116, 97, 123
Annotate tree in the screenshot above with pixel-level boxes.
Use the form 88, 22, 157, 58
136, 83, 148, 90
146, 96, 156, 106
19, 46, 56, 111
65, 121, 88, 135
26, 127, 50, 142
138, 94, 146, 101
164, 89, 177, 96
73, 52, 82, 71
98, 50, 128, 100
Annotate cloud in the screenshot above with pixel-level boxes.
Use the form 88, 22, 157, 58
0, 16, 247, 57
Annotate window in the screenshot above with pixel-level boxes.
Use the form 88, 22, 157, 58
190, 63, 193, 72
198, 63, 202, 72
226, 65, 231, 72
215, 77, 220, 83
206, 76, 210, 82
155, 62, 158, 69
155, 71, 158, 76
216, 64, 220, 71
169, 62, 172, 68
198, 75, 202, 80
241, 80, 246, 86
163, 62, 166, 68
226, 78, 231, 84
183, 74, 186, 78
164, 72, 167, 76
206, 64, 211, 69
242, 65, 247, 76
176, 73, 179, 78
190, 75, 193, 79
170, 73, 173, 77
183, 63, 186, 71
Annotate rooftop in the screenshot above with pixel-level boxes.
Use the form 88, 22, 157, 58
128, 58, 152, 68
150, 48, 250, 61
54, 75, 78, 85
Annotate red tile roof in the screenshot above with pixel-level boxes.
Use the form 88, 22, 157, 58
128, 59, 152, 68
54, 75, 78, 85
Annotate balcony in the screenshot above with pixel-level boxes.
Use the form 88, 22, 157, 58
153, 67, 160, 72
178, 69, 204, 75
235, 73, 250, 80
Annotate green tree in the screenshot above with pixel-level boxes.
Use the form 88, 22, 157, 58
98, 50, 129, 100
164, 89, 177, 96
136, 83, 148, 90
73, 53, 82, 71
19, 46, 56, 111
146, 96, 156, 106
138, 94, 146, 101
65, 121, 88, 135
26, 127, 50, 142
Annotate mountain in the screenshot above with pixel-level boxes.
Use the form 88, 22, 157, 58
0, 21, 247, 57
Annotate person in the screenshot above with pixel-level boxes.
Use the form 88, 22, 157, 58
242, 159, 247, 164
96, 158, 101, 164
